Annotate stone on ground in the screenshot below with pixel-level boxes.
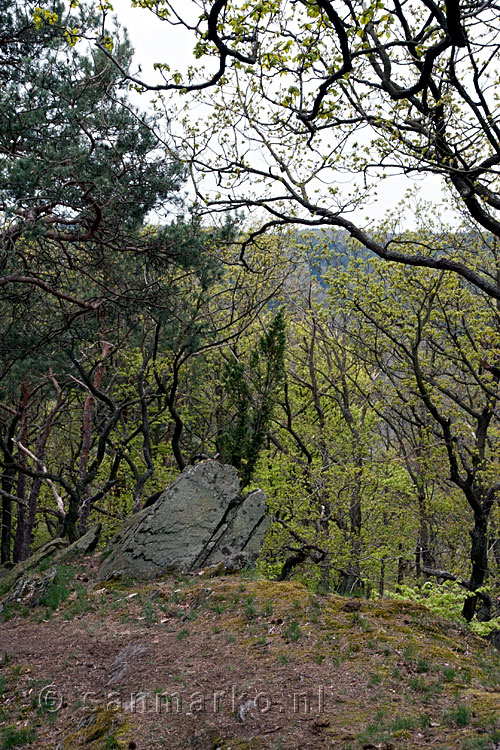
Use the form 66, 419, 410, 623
98, 461, 269, 580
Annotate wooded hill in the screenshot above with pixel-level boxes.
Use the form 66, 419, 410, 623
3, 0, 500, 636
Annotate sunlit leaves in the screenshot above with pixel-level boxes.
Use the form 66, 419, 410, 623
33, 6, 59, 28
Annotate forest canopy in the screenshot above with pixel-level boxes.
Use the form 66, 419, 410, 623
99, 0, 500, 297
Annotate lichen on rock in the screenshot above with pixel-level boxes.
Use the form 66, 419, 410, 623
99, 461, 269, 580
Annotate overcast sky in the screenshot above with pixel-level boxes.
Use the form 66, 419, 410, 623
111, 0, 197, 82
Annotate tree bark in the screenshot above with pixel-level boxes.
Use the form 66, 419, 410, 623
78, 341, 111, 535
12, 382, 30, 562
21, 379, 64, 559
1, 412, 20, 563
463, 510, 490, 621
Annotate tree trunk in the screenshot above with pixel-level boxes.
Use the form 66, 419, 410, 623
379, 556, 386, 597
317, 500, 331, 592
337, 570, 363, 596
63, 496, 80, 543
348, 484, 362, 589
318, 555, 331, 593
397, 543, 405, 585
415, 494, 433, 580
462, 510, 489, 621
78, 341, 111, 535
12, 384, 30, 562
19, 378, 64, 559
1, 414, 19, 564
492, 537, 500, 573
1, 475, 13, 564
76, 389, 94, 536
415, 543, 422, 578
276, 549, 308, 581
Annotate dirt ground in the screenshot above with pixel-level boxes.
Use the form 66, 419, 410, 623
1, 560, 500, 749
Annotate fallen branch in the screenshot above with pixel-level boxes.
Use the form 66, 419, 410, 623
422, 566, 470, 589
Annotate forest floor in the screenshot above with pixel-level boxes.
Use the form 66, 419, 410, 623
1, 555, 500, 750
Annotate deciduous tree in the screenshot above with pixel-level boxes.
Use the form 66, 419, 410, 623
330, 229, 500, 619
106, 0, 500, 298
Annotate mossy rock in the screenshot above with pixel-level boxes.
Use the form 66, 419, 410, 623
0, 538, 67, 600
59, 524, 101, 561
1, 566, 59, 614
61, 707, 128, 748
0, 526, 103, 616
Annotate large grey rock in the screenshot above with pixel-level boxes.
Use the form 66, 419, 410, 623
98, 461, 269, 580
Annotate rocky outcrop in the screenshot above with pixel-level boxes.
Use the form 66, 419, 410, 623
0, 524, 101, 613
99, 461, 269, 580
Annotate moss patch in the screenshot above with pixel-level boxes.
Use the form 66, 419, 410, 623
61, 708, 129, 749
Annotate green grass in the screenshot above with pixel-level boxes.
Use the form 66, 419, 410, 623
408, 676, 432, 694
359, 721, 389, 745
403, 644, 416, 660
416, 658, 430, 673
357, 711, 432, 746
390, 716, 418, 732
441, 666, 457, 682
244, 596, 256, 618
462, 731, 500, 749
284, 620, 301, 642
261, 601, 273, 617
352, 612, 371, 631
141, 602, 157, 624
445, 703, 472, 727
462, 738, 492, 749
240, 566, 259, 581
61, 585, 91, 620
170, 591, 186, 604
460, 667, 472, 685
39, 565, 77, 612
0, 726, 36, 749
102, 733, 121, 749
37, 554, 55, 573
1, 604, 29, 623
